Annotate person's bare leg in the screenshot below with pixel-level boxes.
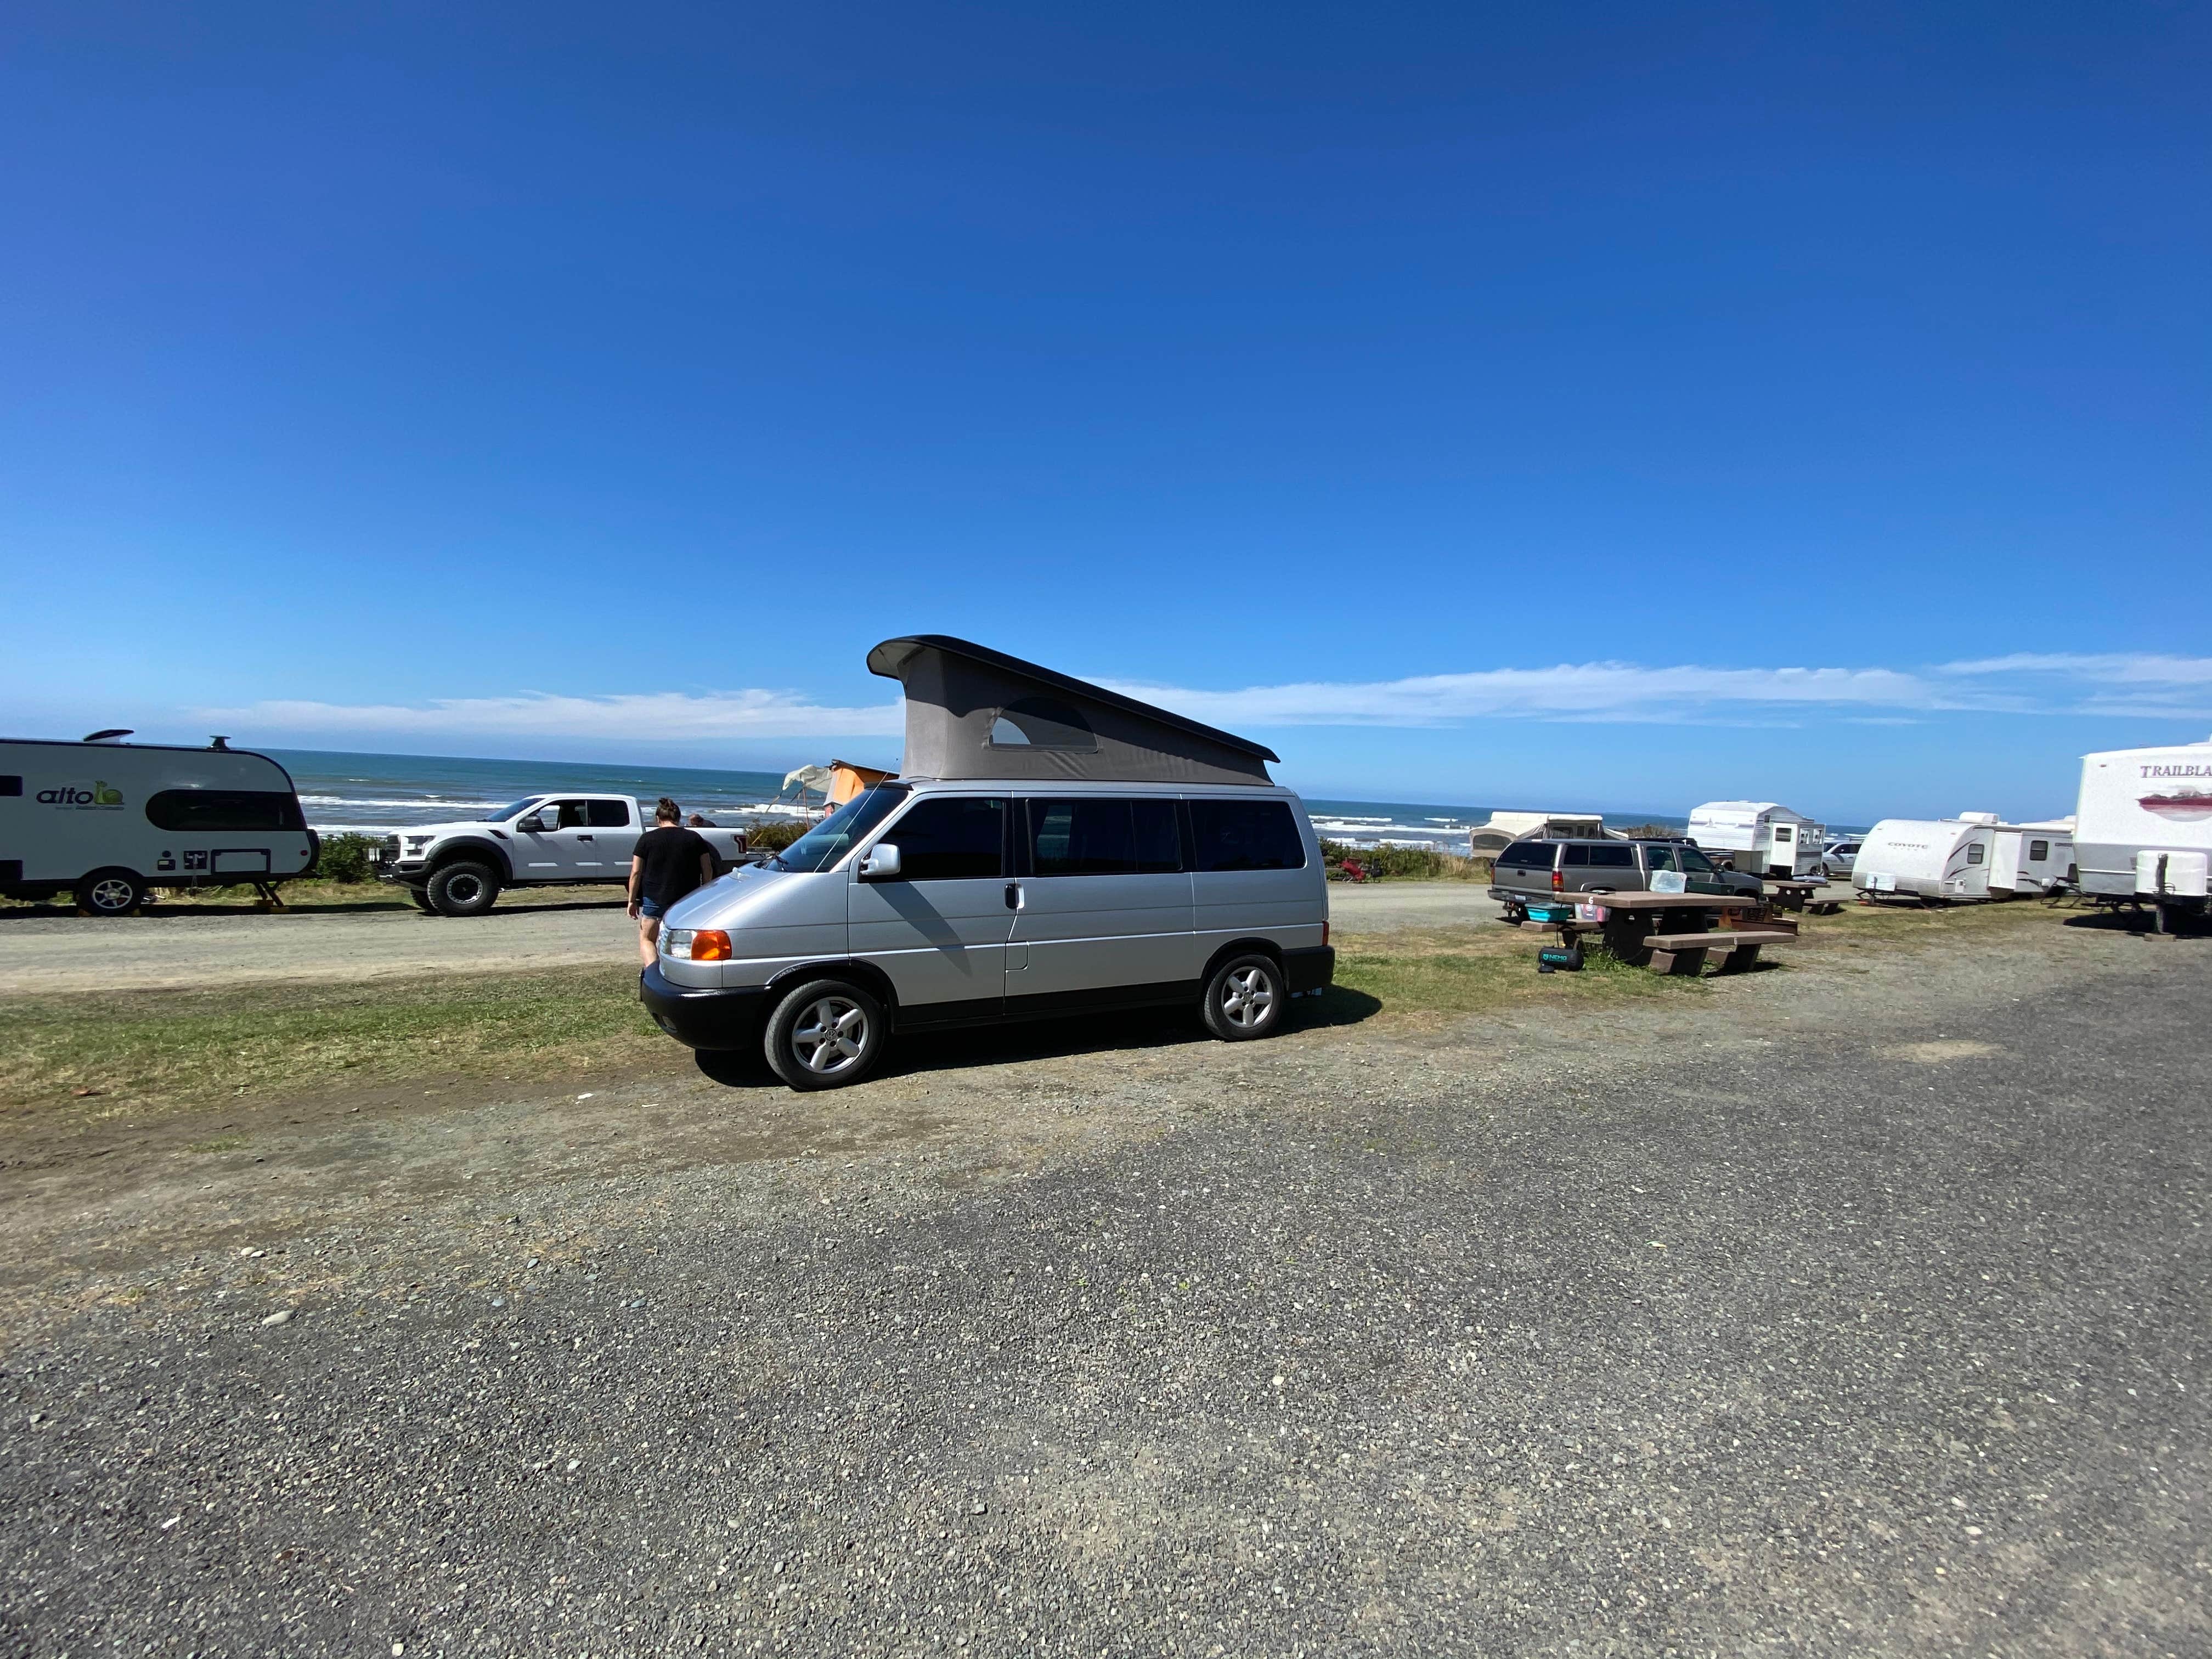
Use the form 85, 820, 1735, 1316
637, 915, 661, 966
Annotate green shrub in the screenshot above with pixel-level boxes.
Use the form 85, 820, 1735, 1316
312, 832, 381, 883
1319, 839, 1489, 881
746, 820, 808, 853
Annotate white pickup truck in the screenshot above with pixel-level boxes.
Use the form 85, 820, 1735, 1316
374, 793, 754, 916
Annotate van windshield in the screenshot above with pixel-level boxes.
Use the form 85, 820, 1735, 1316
482, 797, 546, 822
769, 785, 910, 873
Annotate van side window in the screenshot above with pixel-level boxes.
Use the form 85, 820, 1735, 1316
1587, 844, 1635, 868
143, 791, 305, 832
2028, 839, 2049, 861
1027, 799, 1186, 876
1966, 843, 1985, 865
1498, 840, 1553, 867
588, 800, 631, 828
887, 797, 1006, 881
1188, 799, 1306, 871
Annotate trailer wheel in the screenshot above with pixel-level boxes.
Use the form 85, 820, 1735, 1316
426, 861, 500, 917
77, 868, 145, 917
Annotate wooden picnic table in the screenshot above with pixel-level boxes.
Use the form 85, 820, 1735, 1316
1520, 889, 1795, 975
1767, 878, 1843, 915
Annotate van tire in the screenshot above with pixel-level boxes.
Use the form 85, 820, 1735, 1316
78, 868, 145, 917
763, 978, 885, 1091
1201, 953, 1285, 1042
426, 862, 500, 917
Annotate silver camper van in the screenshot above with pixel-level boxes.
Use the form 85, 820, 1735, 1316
641, 637, 1335, 1090
0, 734, 317, 914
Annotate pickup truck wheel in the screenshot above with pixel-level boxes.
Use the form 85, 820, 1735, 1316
77, 868, 145, 916
1201, 953, 1285, 1041
764, 979, 885, 1091
407, 887, 438, 914
426, 861, 500, 917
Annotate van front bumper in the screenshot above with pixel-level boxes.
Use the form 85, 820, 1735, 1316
639, 963, 770, 1051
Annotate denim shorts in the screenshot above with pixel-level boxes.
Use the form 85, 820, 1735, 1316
639, 896, 668, 920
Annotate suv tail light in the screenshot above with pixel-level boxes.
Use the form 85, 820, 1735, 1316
1551, 867, 1564, 891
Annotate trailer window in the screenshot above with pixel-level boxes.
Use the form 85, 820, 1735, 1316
2029, 839, 2050, 862
1966, 844, 1984, 865
0, 776, 20, 797
144, 790, 304, 832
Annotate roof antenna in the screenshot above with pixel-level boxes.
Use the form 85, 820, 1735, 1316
82, 728, 133, 743
210, 735, 231, 749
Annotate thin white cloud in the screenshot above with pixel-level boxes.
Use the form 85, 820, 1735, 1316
197, 651, 2212, 746
199, 690, 904, 741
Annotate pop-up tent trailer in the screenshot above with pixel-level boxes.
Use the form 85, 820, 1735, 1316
1686, 802, 1827, 878
1467, 811, 1606, 857
1851, 814, 2000, 901
2076, 738, 2212, 926
865, 635, 1279, 785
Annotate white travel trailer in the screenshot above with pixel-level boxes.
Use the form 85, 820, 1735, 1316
2075, 738, 2212, 928
1987, 819, 2075, 898
1851, 814, 2000, 902
1686, 801, 1827, 878
1, 734, 317, 915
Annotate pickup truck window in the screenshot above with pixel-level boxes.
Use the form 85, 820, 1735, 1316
1678, 846, 1718, 873
588, 800, 631, 828
1587, 845, 1635, 868
1643, 845, 1679, 873
552, 800, 594, 829
1497, 840, 1554, 867
483, 797, 545, 822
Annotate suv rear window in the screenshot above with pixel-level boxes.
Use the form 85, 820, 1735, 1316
1189, 799, 1306, 871
1498, 840, 1555, 867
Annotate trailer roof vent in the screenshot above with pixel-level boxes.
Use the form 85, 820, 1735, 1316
210, 736, 231, 749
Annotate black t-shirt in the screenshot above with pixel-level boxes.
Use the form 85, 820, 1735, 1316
634, 826, 714, 906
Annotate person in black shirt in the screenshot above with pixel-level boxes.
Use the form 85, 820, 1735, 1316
629, 797, 716, 966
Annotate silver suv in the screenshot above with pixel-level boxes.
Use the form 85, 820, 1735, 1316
1488, 837, 1762, 919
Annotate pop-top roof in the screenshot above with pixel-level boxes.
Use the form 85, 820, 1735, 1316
865, 635, 1278, 786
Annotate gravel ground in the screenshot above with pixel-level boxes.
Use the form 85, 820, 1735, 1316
0, 881, 1503, 995
2, 909, 2206, 1656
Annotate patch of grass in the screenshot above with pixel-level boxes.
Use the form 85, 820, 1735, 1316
1320, 841, 1491, 882
1329, 928, 1703, 1017
0, 965, 673, 1113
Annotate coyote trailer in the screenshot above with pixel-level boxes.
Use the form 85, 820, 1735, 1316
0, 736, 316, 915
1850, 816, 1997, 902
1685, 801, 1827, 878
1987, 820, 2075, 897
2075, 738, 2212, 928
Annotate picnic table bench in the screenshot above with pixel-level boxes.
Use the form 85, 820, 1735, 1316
1520, 890, 1798, 975
1768, 878, 1843, 916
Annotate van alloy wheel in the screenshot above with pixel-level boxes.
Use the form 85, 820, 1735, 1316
764, 977, 886, 1091
1202, 953, 1285, 1042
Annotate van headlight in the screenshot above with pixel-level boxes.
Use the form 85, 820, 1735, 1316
662, 928, 731, 962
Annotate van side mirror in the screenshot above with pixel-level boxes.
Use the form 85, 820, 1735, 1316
857, 843, 903, 882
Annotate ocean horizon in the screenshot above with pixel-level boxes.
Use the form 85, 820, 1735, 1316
267, 747, 1734, 851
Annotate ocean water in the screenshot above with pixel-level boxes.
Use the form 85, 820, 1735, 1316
269, 748, 1695, 851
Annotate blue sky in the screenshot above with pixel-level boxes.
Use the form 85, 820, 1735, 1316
2, 3, 2206, 822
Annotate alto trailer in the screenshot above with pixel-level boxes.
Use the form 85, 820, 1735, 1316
0, 735, 317, 915
1685, 801, 1827, 879
1851, 814, 2000, 902
2075, 738, 2212, 932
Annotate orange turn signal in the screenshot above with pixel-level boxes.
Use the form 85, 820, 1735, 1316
690, 929, 732, 962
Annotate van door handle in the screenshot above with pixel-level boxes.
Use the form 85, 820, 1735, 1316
1005, 882, 1021, 910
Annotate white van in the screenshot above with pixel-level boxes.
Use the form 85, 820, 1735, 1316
1851, 815, 1998, 902
641, 637, 1334, 1090
1, 735, 317, 914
